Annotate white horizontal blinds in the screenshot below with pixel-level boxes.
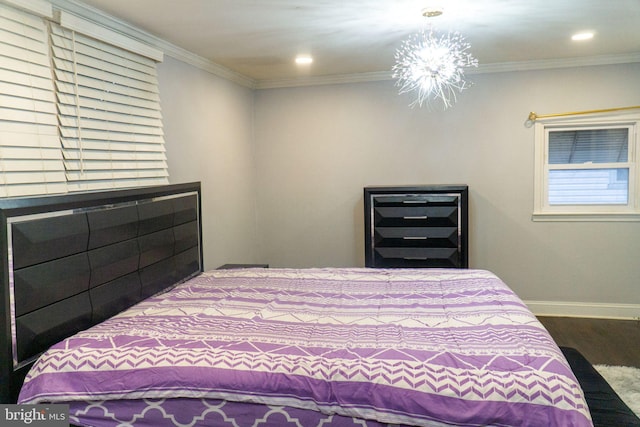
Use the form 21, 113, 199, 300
549, 128, 629, 164
548, 128, 630, 205
0, 3, 66, 197
50, 23, 168, 192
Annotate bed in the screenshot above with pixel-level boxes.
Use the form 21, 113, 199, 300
0, 182, 202, 404
1, 183, 593, 426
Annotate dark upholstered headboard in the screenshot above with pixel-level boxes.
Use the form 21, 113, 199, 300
0, 182, 203, 403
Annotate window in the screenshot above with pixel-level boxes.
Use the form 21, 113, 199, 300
50, 21, 168, 191
0, 3, 167, 198
0, 2, 66, 197
533, 112, 640, 221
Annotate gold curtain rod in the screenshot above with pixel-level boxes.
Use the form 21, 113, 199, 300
524, 105, 640, 128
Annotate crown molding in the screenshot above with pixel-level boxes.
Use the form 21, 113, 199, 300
41, 1, 640, 91
256, 52, 640, 89
47, 0, 257, 88
157, 41, 257, 89
469, 52, 640, 75
254, 71, 393, 90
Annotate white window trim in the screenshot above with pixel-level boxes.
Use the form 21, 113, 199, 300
533, 111, 640, 222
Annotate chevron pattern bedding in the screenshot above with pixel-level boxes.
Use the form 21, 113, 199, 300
19, 268, 592, 427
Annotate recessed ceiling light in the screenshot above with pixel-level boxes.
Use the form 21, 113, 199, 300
571, 32, 594, 41
295, 55, 313, 65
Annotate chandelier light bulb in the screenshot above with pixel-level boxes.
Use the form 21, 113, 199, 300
393, 29, 478, 109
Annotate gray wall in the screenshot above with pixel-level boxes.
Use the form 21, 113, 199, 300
158, 55, 640, 315
252, 63, 640, 311
158, 56, 258, 271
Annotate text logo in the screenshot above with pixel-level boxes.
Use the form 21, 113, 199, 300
1, 405, 68, 426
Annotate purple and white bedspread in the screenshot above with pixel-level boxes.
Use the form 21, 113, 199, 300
19, 268, 592, 427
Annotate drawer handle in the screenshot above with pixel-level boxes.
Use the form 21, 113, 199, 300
404, 257, 428, 260
402, 200, 427, 204
403, 236, 428, 240
403, 215, 428, 220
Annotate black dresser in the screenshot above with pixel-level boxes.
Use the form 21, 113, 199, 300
364, 185, 468, 268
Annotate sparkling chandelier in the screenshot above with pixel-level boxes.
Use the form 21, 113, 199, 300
392, 9, 478, 109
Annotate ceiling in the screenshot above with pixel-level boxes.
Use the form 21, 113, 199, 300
76, 0, 640, 84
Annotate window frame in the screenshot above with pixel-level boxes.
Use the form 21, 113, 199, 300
533, 111, 640, 221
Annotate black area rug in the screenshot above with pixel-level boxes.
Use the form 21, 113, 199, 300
561, 347, 640, 427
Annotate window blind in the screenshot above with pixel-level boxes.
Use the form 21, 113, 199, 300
50, 22, 168, 191
547, 128, 630, 205
0, 3, 66, 197
548, 128, 629, 164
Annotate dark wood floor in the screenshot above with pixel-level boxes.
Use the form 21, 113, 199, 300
538, 316, 640, 368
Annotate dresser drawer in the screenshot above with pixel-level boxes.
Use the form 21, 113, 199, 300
372, 194, 459, 206
373, 206, 458, 227
374, 247, 460, 268
374, 227, 458, 247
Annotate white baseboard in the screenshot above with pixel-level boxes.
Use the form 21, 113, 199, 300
525, 300, 640, 320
